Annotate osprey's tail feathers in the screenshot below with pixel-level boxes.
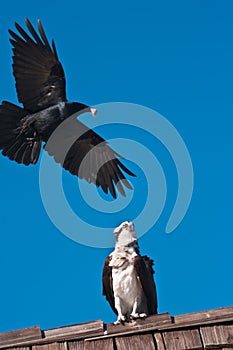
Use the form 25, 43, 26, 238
0, 101, 42, 165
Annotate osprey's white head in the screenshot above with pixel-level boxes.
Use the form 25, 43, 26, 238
114, 221, 137, 248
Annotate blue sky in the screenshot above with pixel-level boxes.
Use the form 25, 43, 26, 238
0, 0, 233, 332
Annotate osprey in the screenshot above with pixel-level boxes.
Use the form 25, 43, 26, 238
102, 221, 157, 324
0, 19, 135, 198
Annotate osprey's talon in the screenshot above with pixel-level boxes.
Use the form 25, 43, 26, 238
130, 313, 139, 319
114, 315, 126, 325
130, 312, 147, 320
113, 320, 121, 325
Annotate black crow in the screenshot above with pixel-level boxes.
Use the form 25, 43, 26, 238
0, 19, 135, 198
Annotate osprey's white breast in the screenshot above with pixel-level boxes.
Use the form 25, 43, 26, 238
110, 251, 143, 315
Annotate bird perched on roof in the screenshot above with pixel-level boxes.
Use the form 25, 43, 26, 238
0, 19, 135, 198
102, 221, 157, 324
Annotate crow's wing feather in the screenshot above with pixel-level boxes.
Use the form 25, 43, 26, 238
63, 136, 134, 198
45, 119, 135, 198
9, 19, 66, 113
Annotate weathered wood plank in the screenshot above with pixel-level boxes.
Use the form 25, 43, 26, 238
163, 329, 203, 350
9, 348, 30, 350
33, 344, 58, 350
106, 313, 172, 336
170, 307, 233, 328
33, 344, 67, 350
200, 324, 233, 348
43, 321, 104, 341
115, 334, 156, 350
154, 332, 166, 350
58, 343, 68, 350
67, 340, 84, 350
0, 326, 42, 348
84, 338, 114, 350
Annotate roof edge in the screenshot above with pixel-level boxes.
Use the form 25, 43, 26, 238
1, 306, 233, 349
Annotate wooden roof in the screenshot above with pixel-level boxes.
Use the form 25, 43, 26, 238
1, 306, 233, 349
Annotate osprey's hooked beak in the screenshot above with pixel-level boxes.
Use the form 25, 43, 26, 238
90, 107, 97, 117
114, 221, 133, 235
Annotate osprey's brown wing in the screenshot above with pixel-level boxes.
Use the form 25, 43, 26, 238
102, 256, 117, 315
134, 255, 158, 315
9, 18, 66, 113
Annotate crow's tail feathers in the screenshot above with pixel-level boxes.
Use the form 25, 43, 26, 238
0, 101, 42, 165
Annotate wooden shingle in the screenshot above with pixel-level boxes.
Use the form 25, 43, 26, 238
106, 312, 172, 336
200, 324, 233, 348
115, 334, 155, 350
33, 343, 68, 350
154, 332, 166, 350
0, 326, 42, 348
163, 329, 203, 350
33, 344, 59, 350
43, 320, 104, 341
173, 307, 233, 328
67, 340, 84, 350
84, 338, 114, 350
1, 306, 233, 350
9, 348, 30, 350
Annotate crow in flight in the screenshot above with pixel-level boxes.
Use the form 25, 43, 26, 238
0, 19, 135, 198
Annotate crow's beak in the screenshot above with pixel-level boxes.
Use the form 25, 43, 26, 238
90, 108, 97, 117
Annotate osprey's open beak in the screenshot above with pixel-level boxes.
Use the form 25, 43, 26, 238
90, 107, 97, 117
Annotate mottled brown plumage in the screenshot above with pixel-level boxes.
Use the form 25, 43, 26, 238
102, 221, 157, 323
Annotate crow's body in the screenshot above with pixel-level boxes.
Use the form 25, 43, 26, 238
20, 102, 87, 141
0, 19, 135, 198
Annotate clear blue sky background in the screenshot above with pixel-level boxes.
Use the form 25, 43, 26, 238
0, 0, 232, 332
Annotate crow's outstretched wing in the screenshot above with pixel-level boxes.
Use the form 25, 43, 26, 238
134, 255, 158, 315
45, 118, 135, 198
9, 19, 66, 113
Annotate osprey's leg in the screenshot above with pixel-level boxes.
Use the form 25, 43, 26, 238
114, 297, 126, 325
130, 298, 147, 319
130, 298, 140, 319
